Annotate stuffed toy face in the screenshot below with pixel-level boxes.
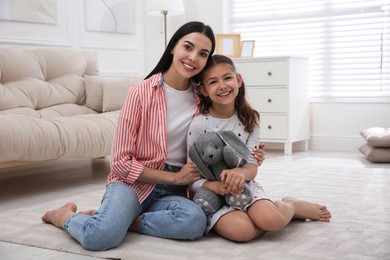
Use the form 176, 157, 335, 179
190, 132, 226, 181
198, 136, 225, 167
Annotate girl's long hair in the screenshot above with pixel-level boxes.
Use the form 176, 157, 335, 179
199, 54, 260, 133
145, 21, 215, 84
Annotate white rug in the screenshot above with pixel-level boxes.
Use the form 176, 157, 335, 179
0, 154, 389, 259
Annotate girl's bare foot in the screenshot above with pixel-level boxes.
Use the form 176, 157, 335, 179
282, 197, 332, 222
80, 209, 97, 216
41, 202, 77, 228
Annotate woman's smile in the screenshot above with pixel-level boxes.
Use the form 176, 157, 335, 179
182, 61, 196, 71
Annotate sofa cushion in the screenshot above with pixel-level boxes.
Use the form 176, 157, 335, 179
360, 127, 390, 148
0, 112, 119, 163
0, 104, 97, 118
0, 48, 98, 112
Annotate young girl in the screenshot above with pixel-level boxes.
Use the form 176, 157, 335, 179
187, 54, 332, 242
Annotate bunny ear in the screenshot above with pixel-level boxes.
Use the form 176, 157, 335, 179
218, 131, 251, 161
189, 142, 216, 181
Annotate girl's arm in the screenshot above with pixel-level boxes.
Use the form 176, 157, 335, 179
190, 178, 207, 192
203, 180, 229, 196
220, 163, 258, 195
220, 123, 261, 194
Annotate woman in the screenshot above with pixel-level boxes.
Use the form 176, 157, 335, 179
42, 21, 216, 251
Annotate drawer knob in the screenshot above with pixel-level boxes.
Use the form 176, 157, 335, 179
267, 72, 272, 76
267, 98, 272, 103
268, 125, 272, 130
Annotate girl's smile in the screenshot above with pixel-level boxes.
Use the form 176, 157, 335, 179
201, 63, 242, 105
217, 90, 232, 98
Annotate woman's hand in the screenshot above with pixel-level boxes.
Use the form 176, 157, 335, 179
173, 162, 202, 185
251, 143, 265, 166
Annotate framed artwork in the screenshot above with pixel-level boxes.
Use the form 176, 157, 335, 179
216, 34, 241, 58
0, 0, 57, 24
84, 0, 135, 34
241, 40, 255, 57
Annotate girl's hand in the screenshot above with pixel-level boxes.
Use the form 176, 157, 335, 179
174, 162, 202, 185
220, 168, 245, 195
203, 181, 228, 196
251, 143, 265, 166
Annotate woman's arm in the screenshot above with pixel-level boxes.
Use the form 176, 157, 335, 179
139, 163, 202, 185
246, 124, 263, 165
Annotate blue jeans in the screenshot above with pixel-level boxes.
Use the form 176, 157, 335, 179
64, 164, 207, 251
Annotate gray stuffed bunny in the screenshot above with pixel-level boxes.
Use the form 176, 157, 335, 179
189, 130, 253, 215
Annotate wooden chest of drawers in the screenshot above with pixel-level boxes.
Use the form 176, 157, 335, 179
233, 57, 310, 155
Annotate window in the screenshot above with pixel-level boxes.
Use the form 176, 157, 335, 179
227, 0, 390, 99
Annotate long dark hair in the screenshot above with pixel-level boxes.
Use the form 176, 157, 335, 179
199, 54, 260, 133
145, 21, 216, 83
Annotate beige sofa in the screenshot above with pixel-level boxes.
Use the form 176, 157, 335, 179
0, 48, 142, 166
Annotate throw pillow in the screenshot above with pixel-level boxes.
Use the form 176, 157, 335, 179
84, 75, 143, 112
102, 76, 143, 112
84, 75, 104, 112
359, 144, 390, 163
360, 127, 390, 148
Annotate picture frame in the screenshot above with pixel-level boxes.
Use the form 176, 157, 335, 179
216, 34, 241, 58
84, 0, 135, 34
0, 0, 57, 24
240, 40, 255, 57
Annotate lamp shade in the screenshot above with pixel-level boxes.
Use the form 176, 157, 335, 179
146, 0, 185, 16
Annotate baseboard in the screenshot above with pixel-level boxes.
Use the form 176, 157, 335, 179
262, 136, 365, 153
309, 135, 365, 152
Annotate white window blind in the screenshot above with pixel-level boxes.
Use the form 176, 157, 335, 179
227, 0, 390, 98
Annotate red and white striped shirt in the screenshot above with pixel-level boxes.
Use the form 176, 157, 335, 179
106, 72, 200, 203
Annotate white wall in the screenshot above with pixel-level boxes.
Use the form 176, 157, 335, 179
310, 101, 390, 152
1, 0, 388, 153
143, 0, 224, 73
0, 0, 145, 76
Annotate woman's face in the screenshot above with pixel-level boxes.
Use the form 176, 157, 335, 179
170, 32, 212, 79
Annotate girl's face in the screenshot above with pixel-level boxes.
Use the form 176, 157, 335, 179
201, 63, 243, 107
170, 32, 212, 79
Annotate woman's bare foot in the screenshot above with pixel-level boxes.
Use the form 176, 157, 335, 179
80, 209, 97, 216
41, 202, 77, 228
282, 197, 332, 222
